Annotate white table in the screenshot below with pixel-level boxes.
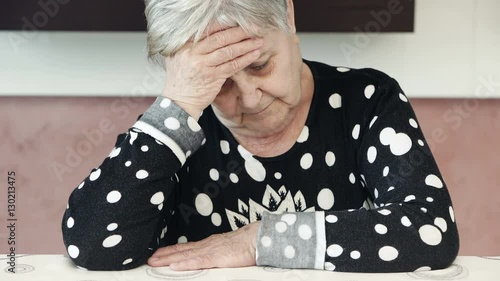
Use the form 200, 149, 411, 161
1, 255, 499, 281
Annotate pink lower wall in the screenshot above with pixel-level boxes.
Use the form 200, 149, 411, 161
0, 97, 499, 255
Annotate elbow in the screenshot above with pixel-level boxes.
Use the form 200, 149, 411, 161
426, 223, 460, 270
61, 213, 150, 271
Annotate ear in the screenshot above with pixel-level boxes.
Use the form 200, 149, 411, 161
286, 0, 297, 33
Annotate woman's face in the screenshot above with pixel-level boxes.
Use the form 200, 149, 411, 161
211, 27, 309, 138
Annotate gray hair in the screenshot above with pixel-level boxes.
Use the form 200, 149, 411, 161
144, 0, 289, 69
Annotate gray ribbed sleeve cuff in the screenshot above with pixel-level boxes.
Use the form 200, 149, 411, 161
256, 211, 326, 269
132, 96, 205, 165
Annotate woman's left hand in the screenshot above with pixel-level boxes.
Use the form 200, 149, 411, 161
148, 221, 260, 271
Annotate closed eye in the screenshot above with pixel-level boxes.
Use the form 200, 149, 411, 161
250, 61, 269, 71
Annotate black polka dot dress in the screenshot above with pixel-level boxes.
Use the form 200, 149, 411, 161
62, 59, 459, 272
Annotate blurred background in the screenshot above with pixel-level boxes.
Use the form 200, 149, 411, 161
0, 0, 499, 255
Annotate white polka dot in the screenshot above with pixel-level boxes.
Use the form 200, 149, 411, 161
317, 188, 335, 210
300, 153, 313, 170
378, 209, 391, 216
150, 192, 164, 205
275, 221, 287, 233
66, 203, 69, 209
378, 246, 398, 261
421, 207, 428, 213
238, 145, 253, 159
399, 93, 408, 102
68, 245, 79, 258
327, 244, 343, 257
337, 67, 350, 73
220, 140, 230, 154
380, 127, 412, 156
369, 116, 378, 129
365, 85, 376, 99
107, 191, 121, 204
298, 225, 313, 240
375, 224, 387, 234
367, 146, 377, 163
187, 116, 201, 132
107, 223, 118, 231
352, 124, 360, 140
325, 151, 336, 167
129, 131, 138, 145
297, 126, 309, 143
409, 118, 418, 128
211, 212, 222, 226
209, 169, 219, 181
185, 150, 192, 157
405, 195, 416, 202
89, 169, 101, 181
160, 98, 171, 108
388, 186, 395, 192
419, 225, 442, 246
324, 262, 336, 271
329, 93, 342, 109
449, 206, 455, 223
67, 217, 74, 228
325, 215, 338, 224
281, 214, 297, 225
274, 172, 282, 179
136, 170, 149, 179
383, 166, 389, 177
284, 246, 295, 259
102, 235, 122, 248
122, 258, 133, 265
434, 217, 448, 232
109, 147, 121, 158
201, 138, 206, 145
125, 161, 131, 167
178, 236, 187, 243
374, 188, 379, 198
244, 157, 266, 182
350, 251, 361, 259
418, 140, 425, 146
164, 117, 180, 130
426, 197, 434, 202
349, 173, 356, 184
158, 203, 163, 211
141, 145, 149, 152
425, 174, 443, 188
261, 236, 272, 247
77, 182, 84, 189
155, 140, 164, 146
401, 216, 412, 227
229, 173, 239, 183
195, 193, 213, 216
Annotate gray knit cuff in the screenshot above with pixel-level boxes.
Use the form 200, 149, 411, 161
133, 96, 205, 165
256, 211, 326, 269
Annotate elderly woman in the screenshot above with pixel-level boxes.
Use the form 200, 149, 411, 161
62, 0, 459, 272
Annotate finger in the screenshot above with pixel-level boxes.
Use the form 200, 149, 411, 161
215, 49, 261, 77
169, 255, 214, 271
195, 27, 256, 54
148, 247, 201, 267
206, 38, 263, 67
151, 242, 199, 258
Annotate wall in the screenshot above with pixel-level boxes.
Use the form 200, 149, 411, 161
0, 0, 499, 98
0, 0, 499, 257
0, 97, 499, 255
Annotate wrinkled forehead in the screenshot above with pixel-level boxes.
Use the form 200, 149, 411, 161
199, 21, 270, 41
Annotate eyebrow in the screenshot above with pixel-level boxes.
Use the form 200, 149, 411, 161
248, 50, 273, 66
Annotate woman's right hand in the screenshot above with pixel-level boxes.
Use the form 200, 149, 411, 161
162, 26, 263, 119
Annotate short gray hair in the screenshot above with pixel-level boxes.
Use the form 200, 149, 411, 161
144, 0, 289, 69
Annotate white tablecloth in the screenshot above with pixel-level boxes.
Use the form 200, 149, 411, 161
1, 255, 499, 281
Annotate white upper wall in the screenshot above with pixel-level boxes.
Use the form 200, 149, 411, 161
0, 0, 498, 98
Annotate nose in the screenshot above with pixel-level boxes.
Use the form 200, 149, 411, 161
230, 72, 262, 110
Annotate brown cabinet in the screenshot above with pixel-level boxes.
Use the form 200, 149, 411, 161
1, 0, 414, 32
